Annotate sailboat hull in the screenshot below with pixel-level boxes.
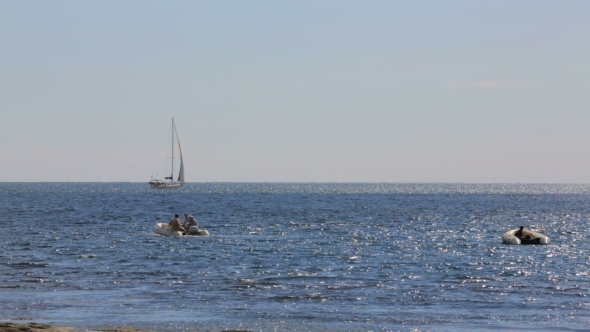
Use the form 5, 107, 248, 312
149, 181, 184, 189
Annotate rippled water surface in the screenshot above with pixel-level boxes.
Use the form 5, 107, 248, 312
1, 183, 590, 331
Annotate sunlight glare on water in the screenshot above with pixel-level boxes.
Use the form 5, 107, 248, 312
1, 183, 590, 331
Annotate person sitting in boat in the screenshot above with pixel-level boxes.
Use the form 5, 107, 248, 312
169, 213, 185, 232
515, 226, 525, 239
182, 213, 198, 229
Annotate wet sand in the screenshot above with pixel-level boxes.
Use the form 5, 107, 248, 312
0, 323, 250, 332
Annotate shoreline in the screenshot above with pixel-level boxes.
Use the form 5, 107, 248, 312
0, 323, 250, 332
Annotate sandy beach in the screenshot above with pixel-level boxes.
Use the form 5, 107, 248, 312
0, 323, 250, 332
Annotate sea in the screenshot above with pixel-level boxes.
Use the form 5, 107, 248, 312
1, 183, 590, 332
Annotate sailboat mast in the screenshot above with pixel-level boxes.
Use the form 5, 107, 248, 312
171, 118, 174, 183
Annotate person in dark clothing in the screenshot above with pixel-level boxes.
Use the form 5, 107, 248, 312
515, 226, 525, 239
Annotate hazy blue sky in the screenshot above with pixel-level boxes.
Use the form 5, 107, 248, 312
1, 1, 589, 182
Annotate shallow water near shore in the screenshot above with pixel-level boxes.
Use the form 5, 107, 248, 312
2, 183, 590, 331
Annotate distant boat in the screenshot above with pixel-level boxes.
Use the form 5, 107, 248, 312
149, 118, 185, 189
502, 228, 549, 245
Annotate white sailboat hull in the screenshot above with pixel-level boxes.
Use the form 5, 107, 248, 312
149, 181, 184, 189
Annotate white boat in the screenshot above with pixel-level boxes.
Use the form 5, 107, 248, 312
189, 227, 209, 236
502, 228, 549, 245
154, 223, 210, 237
149, 118, 185, 189
154, 222, 183, 237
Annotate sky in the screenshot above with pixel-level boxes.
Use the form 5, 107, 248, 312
1, 1, 589, 183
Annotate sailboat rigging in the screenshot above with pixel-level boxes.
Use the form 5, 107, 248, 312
149, 118, 185, 189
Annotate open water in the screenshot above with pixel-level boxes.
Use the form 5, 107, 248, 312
1, 183, 590, 332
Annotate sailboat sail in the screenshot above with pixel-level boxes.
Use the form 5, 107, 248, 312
175, 121, 184, 183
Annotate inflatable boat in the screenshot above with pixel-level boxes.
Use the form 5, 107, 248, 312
502, 228, 549, 245
154, 223, 210, 237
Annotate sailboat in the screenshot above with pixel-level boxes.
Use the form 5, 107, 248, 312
149, 118, 185, 189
